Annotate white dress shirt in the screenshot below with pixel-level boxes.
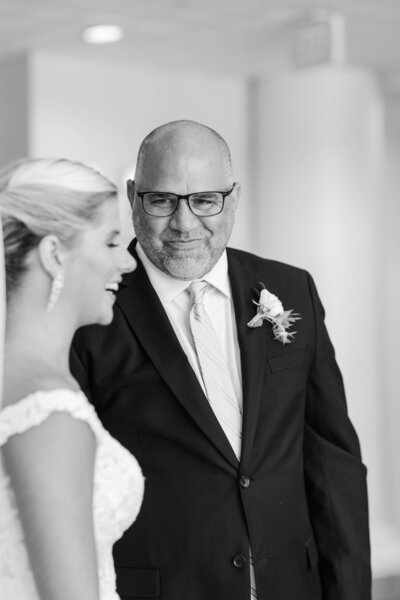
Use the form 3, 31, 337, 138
137, 244, 256, 599
136, 243, 243, 411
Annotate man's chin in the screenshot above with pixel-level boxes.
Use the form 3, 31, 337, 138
163, 257, 211, 280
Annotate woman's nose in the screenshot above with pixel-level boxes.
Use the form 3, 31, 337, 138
119, 250, 136, 274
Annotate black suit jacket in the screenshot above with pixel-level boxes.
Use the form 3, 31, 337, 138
71, 241, 371, 600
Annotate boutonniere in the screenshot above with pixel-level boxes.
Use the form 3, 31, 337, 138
247, 282, 301, 344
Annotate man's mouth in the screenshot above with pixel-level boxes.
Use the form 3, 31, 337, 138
165, 239, 204, 247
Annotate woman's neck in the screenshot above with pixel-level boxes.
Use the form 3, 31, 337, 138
6, 306, 77, 377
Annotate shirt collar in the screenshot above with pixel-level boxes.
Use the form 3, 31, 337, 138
136, 242, 231, 305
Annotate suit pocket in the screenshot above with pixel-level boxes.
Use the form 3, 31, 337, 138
305, 536, 319, 571
116, 567, 160, 598
268, 347, 310, 373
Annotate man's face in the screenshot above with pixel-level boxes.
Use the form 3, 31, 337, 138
129, 142, 240, 280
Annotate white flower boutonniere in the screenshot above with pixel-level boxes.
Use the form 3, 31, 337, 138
247, 282, 301, 344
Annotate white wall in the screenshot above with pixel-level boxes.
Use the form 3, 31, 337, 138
382, 97, 400, 531
0, 54, 28, 166
28, 51, 250, 250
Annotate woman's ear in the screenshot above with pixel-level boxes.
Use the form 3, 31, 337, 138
37, 235, 64, 278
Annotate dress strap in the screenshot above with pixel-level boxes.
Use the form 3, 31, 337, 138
0, 389, 104, 446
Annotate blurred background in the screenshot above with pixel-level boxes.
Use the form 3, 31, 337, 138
0, 1, 399, 597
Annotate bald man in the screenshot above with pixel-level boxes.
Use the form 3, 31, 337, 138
71, 120, 371, 600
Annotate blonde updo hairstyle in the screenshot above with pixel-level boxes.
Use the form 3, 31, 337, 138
0, 158, 118, 300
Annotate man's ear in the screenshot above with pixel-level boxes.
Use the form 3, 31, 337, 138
127, 179, 136, 207
231, 182, 241, 212
37, 235, 64, 278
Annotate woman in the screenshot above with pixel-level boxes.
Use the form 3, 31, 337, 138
0, 158, 144, 600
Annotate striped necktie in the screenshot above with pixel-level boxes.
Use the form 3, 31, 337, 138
188, 281, 258, 599
188, 281, 242, 460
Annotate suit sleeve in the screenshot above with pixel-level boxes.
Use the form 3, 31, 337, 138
303, 272, 371, 600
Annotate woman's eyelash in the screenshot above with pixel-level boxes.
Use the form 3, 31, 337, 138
108, 242, 119, 247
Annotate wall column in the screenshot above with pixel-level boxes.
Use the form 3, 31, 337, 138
251, 66, 399, 578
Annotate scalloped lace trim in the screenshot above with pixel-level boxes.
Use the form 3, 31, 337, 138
0, 389, 103, 445
0, 389, 144, 599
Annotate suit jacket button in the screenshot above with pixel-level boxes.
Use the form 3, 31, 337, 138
240, 475, 250, 488
232, 554, 247, 568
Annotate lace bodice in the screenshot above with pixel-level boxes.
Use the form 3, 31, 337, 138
0, 390, 145, 600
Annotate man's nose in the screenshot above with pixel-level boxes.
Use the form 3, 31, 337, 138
169, 198, 200, 231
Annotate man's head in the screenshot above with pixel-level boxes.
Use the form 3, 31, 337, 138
128, 120, 240, 280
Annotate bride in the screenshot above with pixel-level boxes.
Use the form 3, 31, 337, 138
0, 158, 144, 599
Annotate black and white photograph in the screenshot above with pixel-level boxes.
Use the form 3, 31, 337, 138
0, 2, 399, 599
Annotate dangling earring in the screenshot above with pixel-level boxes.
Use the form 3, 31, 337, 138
46, 271, 64, 312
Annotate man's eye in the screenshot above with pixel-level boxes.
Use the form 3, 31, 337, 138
148, 195, 175, 205
196, 198, 213, 203
193, 194, 217, 201
192, 199, 213, 208
191, 195, 219, 208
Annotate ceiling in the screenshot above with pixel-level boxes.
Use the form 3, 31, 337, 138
1, 0, 400, 87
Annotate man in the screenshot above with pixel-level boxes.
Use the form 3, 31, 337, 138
71, 120, 371, 600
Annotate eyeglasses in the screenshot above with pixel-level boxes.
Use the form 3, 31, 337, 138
136, 183, 235, 217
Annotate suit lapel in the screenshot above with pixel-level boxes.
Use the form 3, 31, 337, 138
227, 250, 270, 469
117, 242, 239, 469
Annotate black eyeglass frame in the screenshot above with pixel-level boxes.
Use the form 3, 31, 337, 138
136, 183, 236, 217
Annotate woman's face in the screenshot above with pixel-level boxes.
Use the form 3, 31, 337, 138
66, 199, 136, 326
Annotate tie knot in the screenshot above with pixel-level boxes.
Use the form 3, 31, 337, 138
188, 281, 208, 306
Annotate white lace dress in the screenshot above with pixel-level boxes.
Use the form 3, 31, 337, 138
0, 389, 145, 600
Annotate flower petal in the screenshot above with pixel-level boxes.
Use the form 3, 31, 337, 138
247, 315, 264, 327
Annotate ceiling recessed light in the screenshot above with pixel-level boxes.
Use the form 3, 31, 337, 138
82, 25, 124, 45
